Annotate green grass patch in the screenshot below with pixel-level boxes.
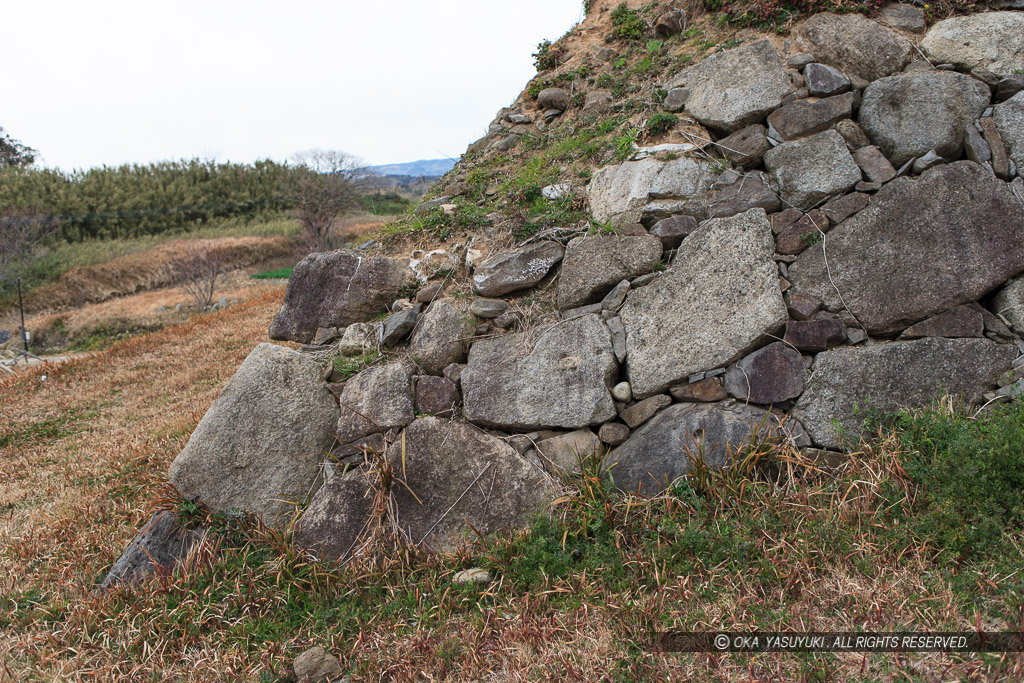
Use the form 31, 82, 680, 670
251, 267, 293, 280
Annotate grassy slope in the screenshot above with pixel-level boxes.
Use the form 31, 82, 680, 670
1, 292, 1023, 680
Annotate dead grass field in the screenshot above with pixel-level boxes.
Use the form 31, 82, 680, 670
0, 286, 1022, 681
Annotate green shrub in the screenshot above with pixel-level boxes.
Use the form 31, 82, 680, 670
645, 112, 678, 137
611, 3, 647, 40
891, 400, 1024, 559
251, 267, 293, 280
533, 40, 565, 71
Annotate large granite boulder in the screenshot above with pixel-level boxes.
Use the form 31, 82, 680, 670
606, 403, 808, 494
269, 251, 410, 344
336, 360, 416, 443
168, 344, 340, 525
387, 418, 559, 551
407, 300, 474, 375
858, 71, 991, 167
620, 209, 787, 398
470, 242, 565, 296
793, 338, 1014, 449
293, 470, 375, 564
797, 12, 913, 82
920, 12, 1024, 78
681, 39, 795, 133
763, 129, 862, 211
787, 162, 1024, 335
557, 234, 663, 310
462, 314, 618, 430
101, 511, 206, 589
587, 156, 718, 225
994, 92, 1024, 178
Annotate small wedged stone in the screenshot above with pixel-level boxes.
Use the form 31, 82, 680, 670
852, 146, 897, 184
408, 301, 474, 374
766, 92, 855, 142
650, 215, 698, 250
821, 192, 869, 225
669, 377, 727, 403
804, 63, 851, 98
293, 470, 374, 564
708, 170, 780, 219
994, 92, 1024, 180
717, 124, 771, 170
470, 298, 508, 319
599, 422, 631, 446
414, 375, 460, 416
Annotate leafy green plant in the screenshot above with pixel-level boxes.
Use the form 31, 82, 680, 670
890, 400, 1024, 560
644, 112, 678, 137
611, 2, 647, 40
533, 40, 565, 71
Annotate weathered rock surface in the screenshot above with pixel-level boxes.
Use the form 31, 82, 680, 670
650, 215, 698, 250
994, 275, 1024, 332
670, 377, 728, 403
414, 375, 460, 416
168, 344, 339, 524
621, 209, 787, 397
852, 145, 897, 184
764, 130, 862, 209
293, 647, 344, 683
587, 156, 718, 225
462, 314, 618, 430
784, 319, 846, 352
994, 92, 1024, 177
607, 403, 808, 494
293, 470, 374, 564
899, 305, 985, 339
471, 242, 564, 296
535, 428, 603, 473
708, 170, 780, 219
718, 124, 772, 169
338, 322, 378, 356
878, 3, 926, 33
682, 39, 794, 133
407, 301, 474, 375
859, 71, 991, 167
538, 87, 570, 111
101, 511, 205, 589
766, 92, 855, 141
387, 418, 558, 551
269, 251, 410, 344
804, 63, 851, 98
797, 12, 913, 82
793, 338, 1014, 449
787, 162, 1024, 335
723, 342, 807, 404
920, 12, 1024, 78
620, 394, 672, 429
557, 235, 663, 310
336, 360, 416, 443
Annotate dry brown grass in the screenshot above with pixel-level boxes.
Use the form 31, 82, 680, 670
19, 235, 294, 316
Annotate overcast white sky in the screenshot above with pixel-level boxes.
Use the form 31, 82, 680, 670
6, 0, 584, 171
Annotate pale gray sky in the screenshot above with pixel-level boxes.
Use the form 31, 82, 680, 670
6, 0, 584, 170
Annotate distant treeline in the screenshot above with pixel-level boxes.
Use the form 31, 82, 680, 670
0, 159, 296, 242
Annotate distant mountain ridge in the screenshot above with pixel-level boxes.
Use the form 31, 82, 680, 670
367, 158, 457, 177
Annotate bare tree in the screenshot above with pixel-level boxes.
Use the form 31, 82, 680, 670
288, 149, 371, 253
172, 245, 224, 312
0, 210, 58, 281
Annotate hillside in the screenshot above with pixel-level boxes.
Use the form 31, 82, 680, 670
368, 158, 458, 177
6, 1, 1024, 680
